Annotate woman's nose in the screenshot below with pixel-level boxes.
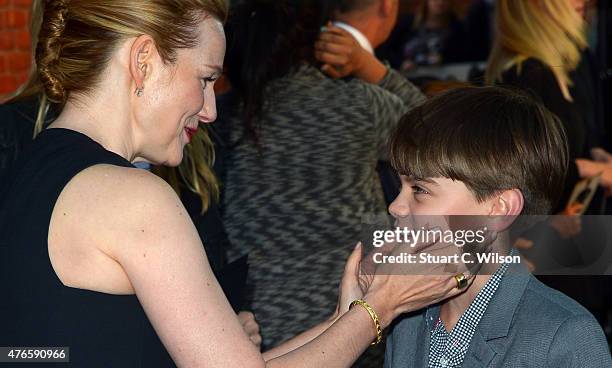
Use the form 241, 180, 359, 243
198, 88, 217, 124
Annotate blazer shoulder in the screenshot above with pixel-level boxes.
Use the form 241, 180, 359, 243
521, 276, 595, 321
525, 276, 612, 367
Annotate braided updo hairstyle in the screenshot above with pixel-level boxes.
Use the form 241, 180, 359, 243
29, 0, 228, 211
37, 0, 69, 103
35, 0, 228, 105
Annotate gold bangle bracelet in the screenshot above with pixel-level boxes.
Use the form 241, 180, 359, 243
350, 299, 382, 346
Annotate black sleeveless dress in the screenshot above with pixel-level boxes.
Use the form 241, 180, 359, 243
0, 128, 175, 367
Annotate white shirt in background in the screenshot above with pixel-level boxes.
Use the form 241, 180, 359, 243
332, 21, 374, 54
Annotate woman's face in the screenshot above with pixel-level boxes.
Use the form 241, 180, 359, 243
427, 0, 450, 17
569, 0, 586, 17
138, 16, 226, 166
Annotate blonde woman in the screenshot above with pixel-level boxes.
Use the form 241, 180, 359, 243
0, 1, 474, 367
486, 0, 611, 333
0, 1, 261, 349
486, 0, 611, 207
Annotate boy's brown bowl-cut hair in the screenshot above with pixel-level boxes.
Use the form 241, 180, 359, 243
389, 86, 569, 215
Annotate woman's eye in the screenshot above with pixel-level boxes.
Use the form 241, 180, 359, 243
201, 77, 216, 90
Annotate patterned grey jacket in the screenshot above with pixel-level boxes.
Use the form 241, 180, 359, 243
216, 65, 425, 349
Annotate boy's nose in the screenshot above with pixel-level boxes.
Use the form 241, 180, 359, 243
389, 198, 411, 218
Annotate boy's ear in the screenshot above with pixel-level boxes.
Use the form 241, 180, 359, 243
487, 189, 524, 231
489, 189, 524, 216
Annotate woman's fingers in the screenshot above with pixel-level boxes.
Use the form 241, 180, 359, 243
336, 243, 366, 314
250, 333, 262, 348
343, 242, 362, 280
441, 273, 474, 300
388, 274, 456, 316
576, 158, 603, 177
237, 311, 261, 348
427, 270, 477, 306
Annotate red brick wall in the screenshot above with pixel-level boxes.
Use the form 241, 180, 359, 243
0, 0, 32, 96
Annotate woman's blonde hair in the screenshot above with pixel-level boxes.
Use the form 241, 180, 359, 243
485, 0, 587, 101
6, 0, 227, 211
152, 127, 219, 212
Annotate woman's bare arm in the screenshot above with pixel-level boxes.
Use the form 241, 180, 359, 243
59, 166, 380, 367
61, 165, 462, 367
70, 166, 264, 367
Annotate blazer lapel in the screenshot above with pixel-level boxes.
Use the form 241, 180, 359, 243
406, 308, 438, 368
411, 313, 431, 368
461, 260, 531, 367
461, 330, 496, 368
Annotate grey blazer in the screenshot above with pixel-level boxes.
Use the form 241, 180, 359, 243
384, 262, 611, 367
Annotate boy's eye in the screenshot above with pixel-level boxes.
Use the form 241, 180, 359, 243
411, 185, 429, 195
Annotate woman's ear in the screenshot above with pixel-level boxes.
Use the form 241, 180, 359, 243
129, 35, 157, 96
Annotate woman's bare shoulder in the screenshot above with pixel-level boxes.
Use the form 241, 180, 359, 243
73, 163, 172, 192
62, 164, 179, 209
53, 164, 189, 255
48, 164, 193, 293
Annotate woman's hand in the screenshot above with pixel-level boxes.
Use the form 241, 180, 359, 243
315, 23, 387, 83
238, 311, 262, 349
576, 158, 612, 197
333, 243, 368, 321
359, 241, 477, 329
549, 203, 583, 239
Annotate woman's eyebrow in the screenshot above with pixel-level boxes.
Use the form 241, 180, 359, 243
203, 64, 223, 75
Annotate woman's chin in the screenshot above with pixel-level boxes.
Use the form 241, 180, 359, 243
156, 152, 184, 168
166, 156, 183, 167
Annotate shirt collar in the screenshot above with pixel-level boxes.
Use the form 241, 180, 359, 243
425, 249, 517, 331
331, 21, 374, 54
426, 256, 513, 368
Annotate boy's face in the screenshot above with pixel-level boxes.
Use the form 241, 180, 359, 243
388, 175, 507, 264
389, 175, 492, 218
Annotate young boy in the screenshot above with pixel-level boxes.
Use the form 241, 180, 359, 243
383, 86, 611, 367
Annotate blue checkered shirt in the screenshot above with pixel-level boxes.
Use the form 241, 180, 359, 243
426, 255, 512, 368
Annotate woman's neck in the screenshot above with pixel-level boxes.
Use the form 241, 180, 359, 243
49, 97, 138, 162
